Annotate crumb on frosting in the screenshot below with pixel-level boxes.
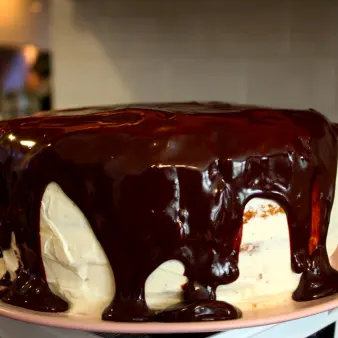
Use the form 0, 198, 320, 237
243, 204, 285, 224
243, 210, 258, 224
240, 243, 259, 253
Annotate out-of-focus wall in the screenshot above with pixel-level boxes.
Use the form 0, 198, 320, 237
0, 0, 49, 49
51, 0, 337, 121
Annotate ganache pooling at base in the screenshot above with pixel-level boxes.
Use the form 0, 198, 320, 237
0, 102, 337, 322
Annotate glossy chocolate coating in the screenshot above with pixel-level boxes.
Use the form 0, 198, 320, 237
0, 102, 337, 322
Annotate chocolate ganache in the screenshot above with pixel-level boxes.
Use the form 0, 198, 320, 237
0, 102, 337, 322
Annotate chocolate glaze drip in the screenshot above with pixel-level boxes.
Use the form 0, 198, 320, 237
0, 102, 337, 322
0, 271, 11, 288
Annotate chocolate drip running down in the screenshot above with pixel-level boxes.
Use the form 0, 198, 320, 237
0, 102, 337, 322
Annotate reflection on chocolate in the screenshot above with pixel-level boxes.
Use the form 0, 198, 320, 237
0, 102, 337, 322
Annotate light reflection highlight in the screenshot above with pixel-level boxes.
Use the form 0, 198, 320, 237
8, 134, 16, 141
20, 140, 36, 148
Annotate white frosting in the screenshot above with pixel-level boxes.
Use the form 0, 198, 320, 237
217, 199, 300, 311
2, 233, 20, 280
326, 175, 338, 266
40, 183, 114, 314
145, 260, 187, 311
0, 174, 337, 316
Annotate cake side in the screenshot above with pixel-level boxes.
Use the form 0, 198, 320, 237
2, 178, 338, 316
0, 103, 337, 322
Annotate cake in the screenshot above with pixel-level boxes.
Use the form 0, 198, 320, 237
0, 102, 337, 322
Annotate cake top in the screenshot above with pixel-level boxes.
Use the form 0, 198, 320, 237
1, 102, 332, 163
1, 102, 334, 175
33, 101, 317, 117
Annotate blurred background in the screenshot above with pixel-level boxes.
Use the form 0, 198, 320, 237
0, 0, 50, 119
0, 0, 337, 121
